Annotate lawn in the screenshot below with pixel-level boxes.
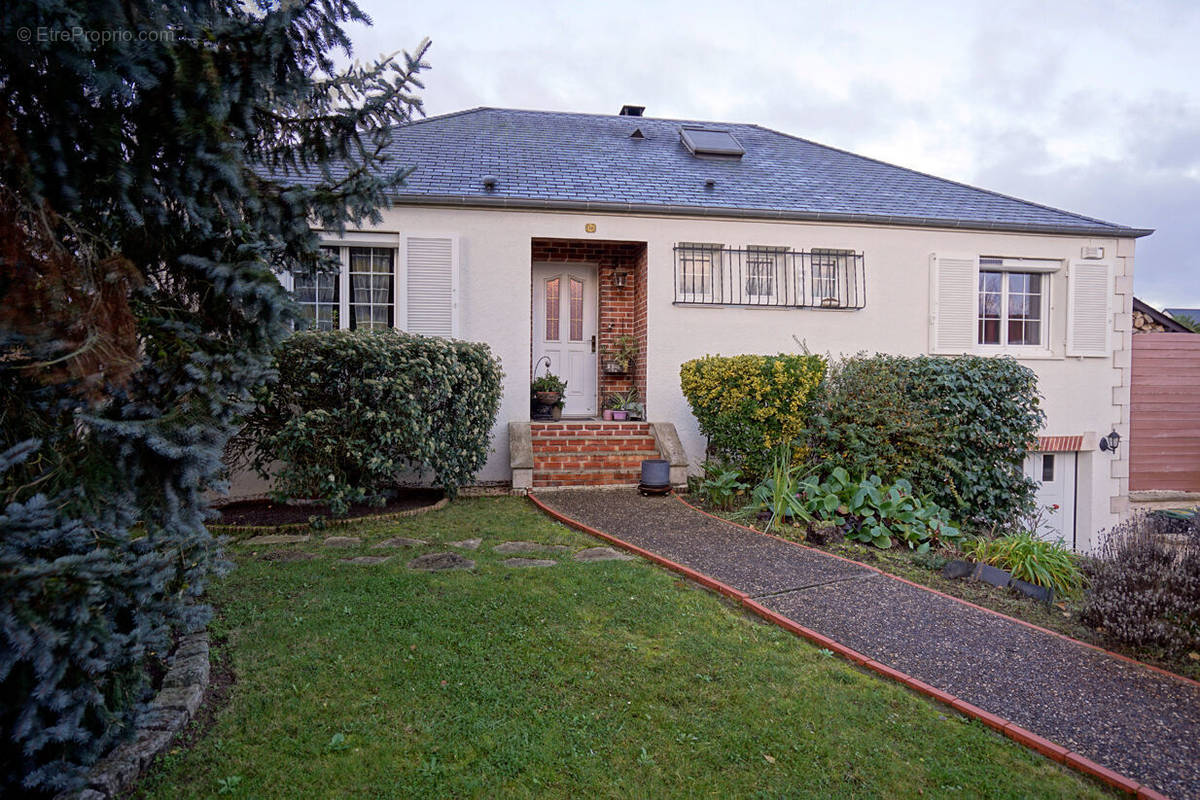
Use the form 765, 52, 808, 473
137, 497, 1112, 799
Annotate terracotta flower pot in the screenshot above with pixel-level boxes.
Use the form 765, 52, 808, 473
602, 409, 614, 421
535, 391, 561, 406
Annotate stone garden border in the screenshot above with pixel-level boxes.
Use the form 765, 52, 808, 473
209, 495, 448, 537
56, 632, 211, 800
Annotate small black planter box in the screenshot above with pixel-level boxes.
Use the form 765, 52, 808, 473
1010, 578, 1054, 604
975, 564, 1012, 589
941, 560, 975, 579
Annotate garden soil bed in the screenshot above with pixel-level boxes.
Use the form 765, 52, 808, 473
216, 489, 444, 527
685, 495, 1200, 682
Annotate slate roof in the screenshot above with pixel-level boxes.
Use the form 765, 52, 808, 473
311, 107, 1153, 237
1166, 308, 1200, 323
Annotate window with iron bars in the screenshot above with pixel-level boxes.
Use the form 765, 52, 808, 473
672, 244, 866, 309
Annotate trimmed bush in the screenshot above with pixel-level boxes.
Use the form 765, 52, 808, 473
1081, 512, 1200, 655
679, 353, 826, 480
236, 330, 503, 513
807, 354, 1043, 530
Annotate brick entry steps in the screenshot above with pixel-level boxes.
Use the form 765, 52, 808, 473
530, 422, 660, 487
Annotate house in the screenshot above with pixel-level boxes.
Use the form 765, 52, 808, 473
244, 105, 1154, 550
1165, 307, 1200, 329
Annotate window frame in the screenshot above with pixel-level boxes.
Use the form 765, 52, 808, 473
975, 257, 1056, 353
292, 244, 398, 332
809, 248, 853, 307
676, 242, 723, 303
744, 245, 787, 304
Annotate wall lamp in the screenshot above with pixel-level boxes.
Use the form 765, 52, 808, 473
613, 271, 627, 288
1098, 431, 1121, 454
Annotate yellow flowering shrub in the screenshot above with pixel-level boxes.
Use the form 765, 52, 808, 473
679, 353, 825, 478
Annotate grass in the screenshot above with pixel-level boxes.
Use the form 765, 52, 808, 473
137, 497, 1112, 799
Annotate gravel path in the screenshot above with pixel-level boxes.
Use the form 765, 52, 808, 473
536, 488, 1200, 800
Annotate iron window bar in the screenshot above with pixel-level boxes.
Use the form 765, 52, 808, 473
673, 244, 866, 309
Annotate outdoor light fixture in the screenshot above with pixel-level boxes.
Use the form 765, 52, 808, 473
613, 271, 627, 288
1098, 430, 1121, 454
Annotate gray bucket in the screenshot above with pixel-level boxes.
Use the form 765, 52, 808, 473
640, 459, 670, 488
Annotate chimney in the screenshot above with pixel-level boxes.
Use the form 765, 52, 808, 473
619, 104, 645, 117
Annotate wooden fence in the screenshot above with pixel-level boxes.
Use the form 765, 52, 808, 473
1130, 333, 1200, 491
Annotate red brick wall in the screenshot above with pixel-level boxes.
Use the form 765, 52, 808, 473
633, 246, 648, 409
530, 421, 658, 486
531, 238, 648, 415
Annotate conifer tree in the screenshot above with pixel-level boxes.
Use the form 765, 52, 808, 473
0, 2, 428, 792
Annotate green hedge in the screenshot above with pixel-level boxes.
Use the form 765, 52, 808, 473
680, 353, 826, 480
807, 354, 1044, 530
236, 330, 503, 513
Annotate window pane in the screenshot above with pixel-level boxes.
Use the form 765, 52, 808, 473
348, 247, 394, 331
746, 249, 779, 300
980, 318, 1001, 345
980, 271, 1002, 292
545, 277, 560, 341
678, 245, 719, 298
1042, 454, 1055, 482
569, 277, 584, 341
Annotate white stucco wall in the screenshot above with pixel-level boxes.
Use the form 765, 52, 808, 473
232, 204, 1134, 549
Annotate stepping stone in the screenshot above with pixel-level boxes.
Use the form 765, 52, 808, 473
322, 536, 361, 547
448, 538, 482, 550
408, 552, 475, 571
573, 546, 636, 562
244, 534, 311, 545
340, 556, 391, 565
372, 537, 427, 549
493, 541, 572, 554
259, 550, 316, 563
501, 557, 557, 568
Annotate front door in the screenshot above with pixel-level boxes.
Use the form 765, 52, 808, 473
1023, 451, 1076, 545
532, 263, 597, 416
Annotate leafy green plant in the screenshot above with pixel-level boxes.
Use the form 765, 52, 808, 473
690, 460, 748, 511
750, 447, 813, 531
609, 388, 644, 419
799, 467, 961, 551
680, 352, 826, 481
531, 373, 567, 395
961, 533, 1084, 595
806, 354, 1043, 530
234, 330, 504, 514
601, 334, 639, 371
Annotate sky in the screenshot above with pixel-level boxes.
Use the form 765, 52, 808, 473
342, 0, 1200, 308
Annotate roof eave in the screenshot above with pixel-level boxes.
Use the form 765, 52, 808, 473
386, 193, 1154, 239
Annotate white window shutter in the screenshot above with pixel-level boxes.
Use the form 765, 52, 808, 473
401, 235, 459, 337
1066, 262, 1111, 357
929, 253, 978, 354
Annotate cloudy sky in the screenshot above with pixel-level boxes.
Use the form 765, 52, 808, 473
343, 0, 1199, 309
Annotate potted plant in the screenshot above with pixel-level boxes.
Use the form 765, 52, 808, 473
606, 392, 627, 421
614, 388, 644, 421
601, 334, 638, 374
531, 373, 567, 420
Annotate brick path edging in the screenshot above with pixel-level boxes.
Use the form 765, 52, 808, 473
55, 632, 212, 800
676, 494, 1200, 691
527, 492, 1172, 799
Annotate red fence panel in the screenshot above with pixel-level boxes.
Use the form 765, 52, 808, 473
1130, 333, 1200, 491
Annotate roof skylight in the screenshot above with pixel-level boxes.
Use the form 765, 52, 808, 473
680, 126, 744, 158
